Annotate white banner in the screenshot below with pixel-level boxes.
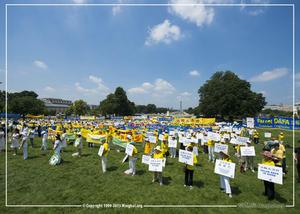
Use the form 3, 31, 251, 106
125, 144, 134, 156
142, 155, 151, 165
179, 149, 194, 166
214, 159, 236, 178
246, 117, 255, 128
148, 158, 163, 172
264, 132, 272, 138
240, 146, 256, 156
258, 164, 283, 185
214, 143, 228, 154
168, 139, 177, 148
98, 145, 104, 157
149, 136, 157, 143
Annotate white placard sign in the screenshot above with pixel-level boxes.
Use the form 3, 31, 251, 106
179, 149, 194, 166
158, 134, 164, 141
214, 159, 236, 178
98, 145, 104, 157
162, 158, 166, 167
214, 143, 228, 154
142, 155, 151, 165
196, 133, 204, 141
258, 164, 283, 185
184, 138, 190, 146
240, 146, 256, 156
149, 136, 157, 143
264, 132, 272, 138
125, 144, 134, 156
168, 139, 177, 148
236, 136, 249, 145
246, 117, 255, 128
193, 146, 199, 156
208, 132, 221, 141
148, 158, 163, 172
222, 134, 230, 140
179, 137, 186, 143
169, 131, 175, 136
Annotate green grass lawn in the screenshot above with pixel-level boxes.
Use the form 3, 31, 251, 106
1, 128, 300, 213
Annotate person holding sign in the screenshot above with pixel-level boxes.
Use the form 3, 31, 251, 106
184, 145, 198, 189
143, 138, 151, 155
271, 143, 283, 169
99, 139, 109, 173
126, 135, 138, 176
244, 141, 255, 173
219, 151, 232, 198
152, 146, 164, 186
279, 141, 287, 175
261, 151, 276, 200
168, 136, 177, 158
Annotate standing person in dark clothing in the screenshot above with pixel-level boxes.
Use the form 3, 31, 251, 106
294, 140, 300, 183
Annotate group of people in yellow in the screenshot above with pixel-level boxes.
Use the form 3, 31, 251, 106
4, 119, 290, 200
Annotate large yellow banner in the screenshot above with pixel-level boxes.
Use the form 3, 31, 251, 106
172, 118, 215, 125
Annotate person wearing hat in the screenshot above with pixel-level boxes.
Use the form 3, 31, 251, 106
152, 146, 164, 186
73, 132, 83, 157
100, 138, 109, 173
184, 145, 198, 189
219, 151, 232, 198
261, 151, 276, 200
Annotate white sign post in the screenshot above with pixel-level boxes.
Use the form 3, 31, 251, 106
240, 146, 256, 156
148, 158, 163, 172
214, 143, 228, 154
125, 144, 134, 156
258, 164, 283, 185
246, 117, 255, 128
98, 145, 104, 157
214, 159, 236, 178
142, 155, 151, 165
179, 150, 193, 166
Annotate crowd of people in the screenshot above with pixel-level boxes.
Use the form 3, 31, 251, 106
0, 118, 299, 201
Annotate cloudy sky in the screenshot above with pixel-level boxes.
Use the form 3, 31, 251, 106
0, 0, 299, 109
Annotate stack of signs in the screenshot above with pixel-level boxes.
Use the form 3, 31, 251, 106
168, 138, 177, 148
149, 158, 163, 172
264, 132, 272, 138
240, 146, 255, 156
125, 143, 134, 156
142, 155, 151, 165
214, 159, 236, 178
149, 136, 157, 144
214, 143, 228, 154
179, 150, 193, 165
258, 164, 283, 185
235, 136, 249, 145
98, 145, 104, 157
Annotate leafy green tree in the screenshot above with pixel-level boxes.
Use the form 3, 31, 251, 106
8, 96, 46, 115
71, 100, 90, 116
198, 71, 266, 120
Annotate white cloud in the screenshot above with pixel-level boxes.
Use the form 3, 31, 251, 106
296, 72, 300, 87
33, 60, 48, 70
128, 78, 175, 96
240, 0, 269, 16
180, 92, 192, 96
250, 67, 288, 82
189, 70, 200, 76
72, 0, 88, 3
44, 86, 56, 92
75, 75, 110, 95
145, 19, 182, 46
168, 0, 215, 27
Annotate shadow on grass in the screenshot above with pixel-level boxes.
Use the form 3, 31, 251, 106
27, 155, 39, 160
136, 169, 146, 175
163, 176, 172, 185
107, 166, 118, 171
194, 180, 204, 188
275, 193, 287, 203
81, 154, 92, 157
231, 186, 242, 196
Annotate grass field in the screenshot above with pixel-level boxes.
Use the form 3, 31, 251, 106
1, 128, 300, 213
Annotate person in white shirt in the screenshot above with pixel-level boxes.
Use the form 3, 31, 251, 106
11, 128, 20, 156
61, 130, 67, 152
73, 132, 83, 157
19, 124, 29, 160
53, 134, 62, 158
0, 126, 5, 152
29, 127, 35, 148
41, 130, 48, 151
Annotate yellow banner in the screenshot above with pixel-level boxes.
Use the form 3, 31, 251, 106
172, 118, 215, 125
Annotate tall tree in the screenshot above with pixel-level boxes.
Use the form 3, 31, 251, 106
198, 71, 266, 119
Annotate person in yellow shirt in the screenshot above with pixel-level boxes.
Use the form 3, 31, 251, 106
207, 139, 215, 162
278, 132, 284, 143
279, 141, 287, 175
100, 139, 109, 173
161, 138, 169, 157
152, 146, 164, 186
144, 138, 151, 155
271, 143, 283, 168
219, 151, 232, 198
261, 151, 276, 200
184, 145, 198, 189
253, 129, 259, 144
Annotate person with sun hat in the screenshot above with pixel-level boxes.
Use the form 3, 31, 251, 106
219, 150, 233, 198
152, 146, 164, 186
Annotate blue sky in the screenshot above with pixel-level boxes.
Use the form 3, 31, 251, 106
0, 0, 299, 109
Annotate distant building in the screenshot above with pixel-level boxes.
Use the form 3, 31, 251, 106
89, 104, 98, 110
40, 98, 72, 113
263, 104, 293, 112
